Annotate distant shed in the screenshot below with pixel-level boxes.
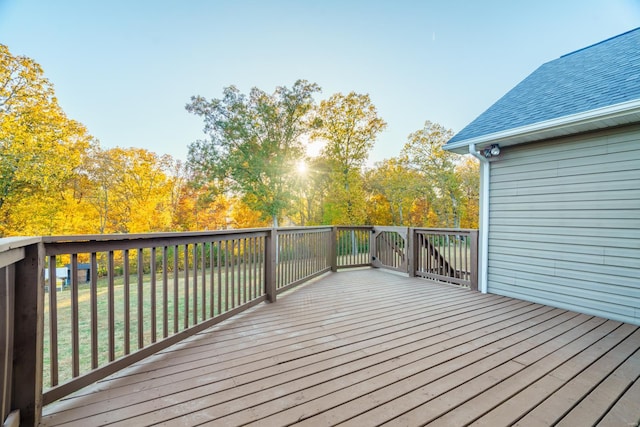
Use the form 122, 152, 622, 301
44, 267, 69, 291
65, 263, 91, 284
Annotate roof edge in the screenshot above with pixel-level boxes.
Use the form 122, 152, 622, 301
444, 98, 640, 154
560, 26, 640, 58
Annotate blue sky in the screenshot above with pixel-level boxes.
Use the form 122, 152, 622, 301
1, 0, 638, 164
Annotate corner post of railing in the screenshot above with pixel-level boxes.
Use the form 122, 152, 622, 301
368, 227, 377, 268
470, 230, 479, 291
407, 228, 416, 277
330, 227, 338, 272
265, 228, 277, 302
12, 240, 45, 426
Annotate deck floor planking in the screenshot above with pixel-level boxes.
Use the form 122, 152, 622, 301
40, 269, 640, 427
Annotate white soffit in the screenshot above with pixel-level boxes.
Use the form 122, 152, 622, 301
445, 99, 640, 154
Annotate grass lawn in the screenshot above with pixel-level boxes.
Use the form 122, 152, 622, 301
43, 266, 264, 388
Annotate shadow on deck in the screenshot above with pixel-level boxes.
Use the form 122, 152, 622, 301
41, 269, 640, 426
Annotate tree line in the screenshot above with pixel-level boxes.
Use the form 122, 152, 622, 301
0, 44, 478, 237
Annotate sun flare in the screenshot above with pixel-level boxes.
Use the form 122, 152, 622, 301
296, 160, 307, 175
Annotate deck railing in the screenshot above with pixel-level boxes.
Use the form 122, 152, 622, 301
371, 226, 409, 272
0, 241, 19, 426
0, 237, 42, 427
275, 227, 333, 291
334, 226, 372, 269
41, 229, 276, 406
411, 228, 478, 290
0, 226, 476, 426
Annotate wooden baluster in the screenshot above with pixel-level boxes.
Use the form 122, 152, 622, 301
48, 256, 58, 386
150, 247, 157, 343
90, 253, 98, 369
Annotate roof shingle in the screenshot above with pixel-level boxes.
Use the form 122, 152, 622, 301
447, 27, 640, 146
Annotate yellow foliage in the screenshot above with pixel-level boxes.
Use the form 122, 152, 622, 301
365, 193, 393, 225
229, 197, 270, 229
79, 146, 176, 234
0, 44, 91, 236
455, 157, 480, 229
312, 92, 386, 226
1, 43, 481, 235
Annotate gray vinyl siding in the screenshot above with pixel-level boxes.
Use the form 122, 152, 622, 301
487, 124, 640, 325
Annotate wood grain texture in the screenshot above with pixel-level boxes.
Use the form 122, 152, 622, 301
40, 269, 640, 427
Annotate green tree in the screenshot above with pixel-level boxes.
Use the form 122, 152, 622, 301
401, 121, 460, 228
186, 80, 320, 227
365, 157, 424, 225
312, 92, 386, 224
288, 156, 333, 226
455, 156, 480, 228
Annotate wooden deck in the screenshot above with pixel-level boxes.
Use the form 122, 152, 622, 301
40, 269, 640, 427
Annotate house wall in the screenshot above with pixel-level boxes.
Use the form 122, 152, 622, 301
487, 124, 640, 325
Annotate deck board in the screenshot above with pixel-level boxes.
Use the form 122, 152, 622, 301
40, 269, 640, 427
476, 326, 640, 426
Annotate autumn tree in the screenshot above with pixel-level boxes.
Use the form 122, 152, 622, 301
167, 162, 218, 231
79, 146, 175, 233
0, 44, 91, 236
186, 80, 321, 227
455, 156, 480, 228
282, 155, 332, 226
312, 92, 386, 224
228, 196, 271, 229
364, 157, 424, 225
401, 121, 461, 228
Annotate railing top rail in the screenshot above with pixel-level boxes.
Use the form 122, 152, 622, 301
0, 236, 42, 253
276, 226, 333, 234
6, 227, 478, 245
41, 228, 272, 244
413, 228, 478, 234
43, 229, 272, 256
371, 226, 409, 232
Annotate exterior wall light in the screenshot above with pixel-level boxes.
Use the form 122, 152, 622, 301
483, 144, 501, 158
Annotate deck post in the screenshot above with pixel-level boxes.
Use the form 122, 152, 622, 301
369, 228, 377, 269
330, 227, 338, 272
265, 228, 277, 302
469, 230, 479, 291
407, 228, 416, 277
1, 263, 16, 425
12, 242, 44, 426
